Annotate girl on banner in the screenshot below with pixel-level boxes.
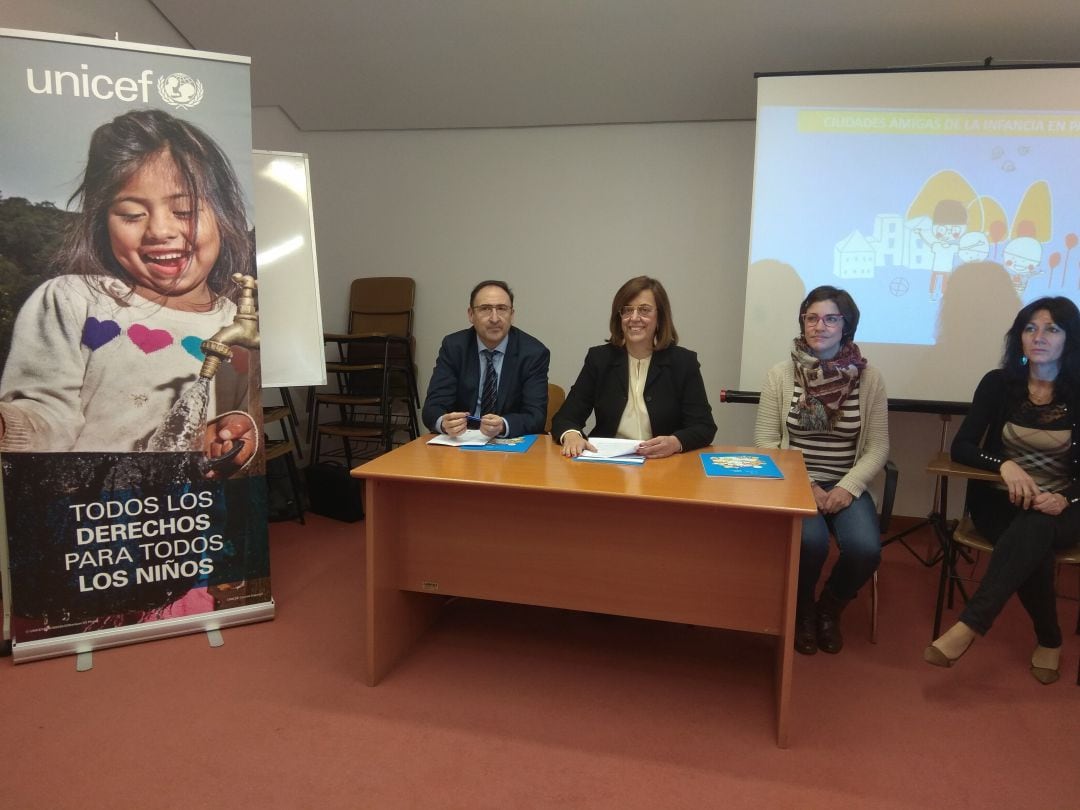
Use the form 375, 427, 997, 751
0, 108, 258, 476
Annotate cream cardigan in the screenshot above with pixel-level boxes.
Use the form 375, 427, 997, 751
754, 359, 889, 497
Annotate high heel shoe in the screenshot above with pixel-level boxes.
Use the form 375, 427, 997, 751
1030, 665, 1060, 685
923, 637, 974, 668
1030, 647, 1061, 685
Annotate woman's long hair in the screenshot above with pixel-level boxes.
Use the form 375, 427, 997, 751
1001, 296, 1080, 404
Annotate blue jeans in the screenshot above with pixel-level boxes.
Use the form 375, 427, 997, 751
799, 485, 881, 607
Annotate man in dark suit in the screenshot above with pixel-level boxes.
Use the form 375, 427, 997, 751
422, 280, 550, 438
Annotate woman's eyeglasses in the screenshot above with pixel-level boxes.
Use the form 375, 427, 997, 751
801, 314, 844, 327
620, 305, 656, 319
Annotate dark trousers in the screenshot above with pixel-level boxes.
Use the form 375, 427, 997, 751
960, 484, 1080, 647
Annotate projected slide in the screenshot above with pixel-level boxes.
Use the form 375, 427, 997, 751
741, 69, 1080, 403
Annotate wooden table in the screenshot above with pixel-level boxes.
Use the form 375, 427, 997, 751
353, 438, 816, 746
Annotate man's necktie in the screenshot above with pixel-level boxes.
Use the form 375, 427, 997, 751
481, 349, 498, 416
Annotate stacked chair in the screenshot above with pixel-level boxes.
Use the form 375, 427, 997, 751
308, 277, 420, 466
262, 388, 305, 522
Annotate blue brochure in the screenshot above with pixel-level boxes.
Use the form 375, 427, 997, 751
460, 434, 540, 453
700, 452, 783, 479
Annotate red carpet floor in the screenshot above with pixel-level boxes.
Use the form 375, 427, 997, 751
1, 515, 1078, 809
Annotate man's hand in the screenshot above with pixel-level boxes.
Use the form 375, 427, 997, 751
442, 411, 470, 436
479, 413, 504, 438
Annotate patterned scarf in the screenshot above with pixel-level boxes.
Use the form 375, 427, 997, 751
791, 338, 867, 431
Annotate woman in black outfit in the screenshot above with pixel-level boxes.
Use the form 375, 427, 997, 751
551, 276, 715, 458
925, 297, 1080, 684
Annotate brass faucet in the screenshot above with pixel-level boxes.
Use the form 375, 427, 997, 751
199, 273, 260, 380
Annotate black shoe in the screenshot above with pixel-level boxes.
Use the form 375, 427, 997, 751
795, 608, 818, 655
816, 589, 850, 655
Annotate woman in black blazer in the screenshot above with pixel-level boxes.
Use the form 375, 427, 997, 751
551, 276, 716, 458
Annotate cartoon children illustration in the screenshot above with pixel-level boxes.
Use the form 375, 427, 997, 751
918, 199, 967, 300
0, 109, 258, 475
1001, 235, 1043, 292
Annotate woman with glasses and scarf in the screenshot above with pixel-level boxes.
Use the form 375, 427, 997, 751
552, 275, 716, 459
755, 285, 889, 655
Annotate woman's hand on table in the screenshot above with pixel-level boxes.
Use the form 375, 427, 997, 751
636, 435, 683, 459
560, 431, 596, 458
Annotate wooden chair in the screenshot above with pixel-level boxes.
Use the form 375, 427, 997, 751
928, 453, 1080, 684
346, 276, 415, 336
545, 383, 566, 435
309, 277, 420, 465
312, 334, 419, 465
868, 460, 898, 643
263, 395, 305, 523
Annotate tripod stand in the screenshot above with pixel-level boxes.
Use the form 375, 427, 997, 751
881, 413, 955, 567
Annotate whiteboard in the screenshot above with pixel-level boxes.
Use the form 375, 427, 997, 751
253, 150, 327, 387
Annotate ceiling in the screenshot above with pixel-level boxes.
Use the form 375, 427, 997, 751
12, 0, 1080, 131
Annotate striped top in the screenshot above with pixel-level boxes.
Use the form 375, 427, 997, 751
787, 382, 862, 484
1000, 400, 1071, 493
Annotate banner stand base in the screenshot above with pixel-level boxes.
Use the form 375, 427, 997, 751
11, 599, 275, 664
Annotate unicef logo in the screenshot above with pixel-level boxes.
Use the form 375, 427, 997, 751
156, 73, 204, 110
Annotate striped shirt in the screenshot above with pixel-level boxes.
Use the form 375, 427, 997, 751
787, 382, 862, 484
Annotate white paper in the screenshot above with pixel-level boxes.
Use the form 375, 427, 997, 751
574, 453, 645, 465
581, 437, 644, 459
427, 430, 491, 447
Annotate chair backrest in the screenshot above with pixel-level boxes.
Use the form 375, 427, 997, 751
348, 277, 415, 336
545, 383, 566, 435
878, 460, 898, 533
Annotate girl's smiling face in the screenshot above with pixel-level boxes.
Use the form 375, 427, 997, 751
107, 148, 221, 309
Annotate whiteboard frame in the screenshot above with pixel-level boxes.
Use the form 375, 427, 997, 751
253, 149, 327, 388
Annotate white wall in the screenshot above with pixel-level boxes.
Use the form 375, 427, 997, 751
253, 107, 955, 519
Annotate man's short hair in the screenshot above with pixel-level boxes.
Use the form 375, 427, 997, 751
469, 280, 514, 308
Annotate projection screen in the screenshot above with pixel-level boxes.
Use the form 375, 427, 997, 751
740, 66, 1080, 404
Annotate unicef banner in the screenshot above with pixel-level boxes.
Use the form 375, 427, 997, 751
0, 30, 271, 662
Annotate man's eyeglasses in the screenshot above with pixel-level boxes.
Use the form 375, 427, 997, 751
472, 304, 512, 317
801, 313, 844, 327
620, 305, 656, 319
